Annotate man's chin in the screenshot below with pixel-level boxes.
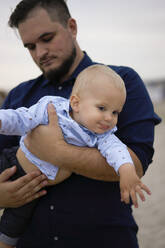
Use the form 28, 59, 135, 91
43, 68, 63, 82
41, 66, 54, 75
41, 46, 77, 82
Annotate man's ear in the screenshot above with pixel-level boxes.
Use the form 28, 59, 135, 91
70, 95, 80, 112
67, 18, 77, 39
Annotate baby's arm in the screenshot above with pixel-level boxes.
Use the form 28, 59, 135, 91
0, 107, 39, 137
98, 132, 151, 207
118, 163, 151, 208
0, 97, 51, 136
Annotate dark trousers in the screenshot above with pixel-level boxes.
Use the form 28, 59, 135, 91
0, 147, 38, 237
16, 227, 139, 248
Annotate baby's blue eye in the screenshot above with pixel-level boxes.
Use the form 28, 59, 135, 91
98, 106, 105, 111
112, 111, 119, 115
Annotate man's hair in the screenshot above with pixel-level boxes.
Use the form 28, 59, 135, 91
8, 0, 71, 28
71, 64, 126, 97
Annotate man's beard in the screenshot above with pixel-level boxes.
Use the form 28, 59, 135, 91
43, 46, 77, 83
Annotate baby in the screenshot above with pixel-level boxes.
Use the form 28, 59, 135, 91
0, 64, 150, 248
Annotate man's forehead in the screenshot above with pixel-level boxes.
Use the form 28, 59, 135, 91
18, 7, 58, 30
18, 9, 59, 42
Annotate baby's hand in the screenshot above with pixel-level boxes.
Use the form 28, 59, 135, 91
119, 164, 151, 208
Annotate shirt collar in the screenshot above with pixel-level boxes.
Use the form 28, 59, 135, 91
69, 51, 94, 81
82, 126, 118, 137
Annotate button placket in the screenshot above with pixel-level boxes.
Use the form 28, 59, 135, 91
49, 205, 59, 241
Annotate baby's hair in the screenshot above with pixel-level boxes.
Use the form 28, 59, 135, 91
71, 64, 126, 96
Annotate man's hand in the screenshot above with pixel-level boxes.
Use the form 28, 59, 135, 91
0, 166, 48, 208
24, 103, 65, 164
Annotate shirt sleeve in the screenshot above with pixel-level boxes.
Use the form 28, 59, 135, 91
0, 90, 21, 149
0, 100, 47, 136
112, 66, 161, 174
97, 133, 134, 174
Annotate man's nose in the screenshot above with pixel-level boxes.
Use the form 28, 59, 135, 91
36, 44, 48, 59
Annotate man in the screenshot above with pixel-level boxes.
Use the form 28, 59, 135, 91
0, 0, 161, 247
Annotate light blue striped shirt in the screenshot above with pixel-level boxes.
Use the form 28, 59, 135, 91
0, 96, 133, 179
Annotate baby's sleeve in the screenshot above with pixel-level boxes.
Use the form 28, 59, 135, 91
97, 133, 134, 174
0, 98, 47, 136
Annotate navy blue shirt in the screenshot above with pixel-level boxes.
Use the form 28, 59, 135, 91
1, 53, 161, 247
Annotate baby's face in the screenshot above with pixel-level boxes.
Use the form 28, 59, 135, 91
72, 79, 126, 134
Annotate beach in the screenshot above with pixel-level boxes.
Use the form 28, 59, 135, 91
133, 101, 165, 248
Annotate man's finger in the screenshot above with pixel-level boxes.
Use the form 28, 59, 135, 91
0, 166, 17, 182
47, 103, 58, 125
11, 171, 45, 191
21, 177, 48, 200
23, 189, 47, 205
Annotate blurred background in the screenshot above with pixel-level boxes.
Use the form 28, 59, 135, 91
0, 0, 165, 247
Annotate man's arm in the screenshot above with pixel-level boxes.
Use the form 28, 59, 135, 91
0, 166, 48, 208
25, 104, 143, 182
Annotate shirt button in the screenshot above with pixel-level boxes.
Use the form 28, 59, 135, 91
58, 86, 62, 90
50, 205, 54, 210
54, 236, 59, 241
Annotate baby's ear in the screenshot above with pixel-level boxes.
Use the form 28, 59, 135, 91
70, 95, 80, 112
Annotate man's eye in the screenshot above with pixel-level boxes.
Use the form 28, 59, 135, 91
26, 44, 36, 51
43, 35, 53, 42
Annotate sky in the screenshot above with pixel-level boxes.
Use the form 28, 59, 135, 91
1, 0, 165, 92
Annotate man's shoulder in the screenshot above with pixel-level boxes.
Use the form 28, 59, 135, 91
93, 62, 139, 83
2, 74, 45, 109
108, 65, 137, 78
11, 74, 44, 92
107, 64, 144, 89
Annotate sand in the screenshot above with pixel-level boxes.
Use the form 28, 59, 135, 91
133, 101, 165, 248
